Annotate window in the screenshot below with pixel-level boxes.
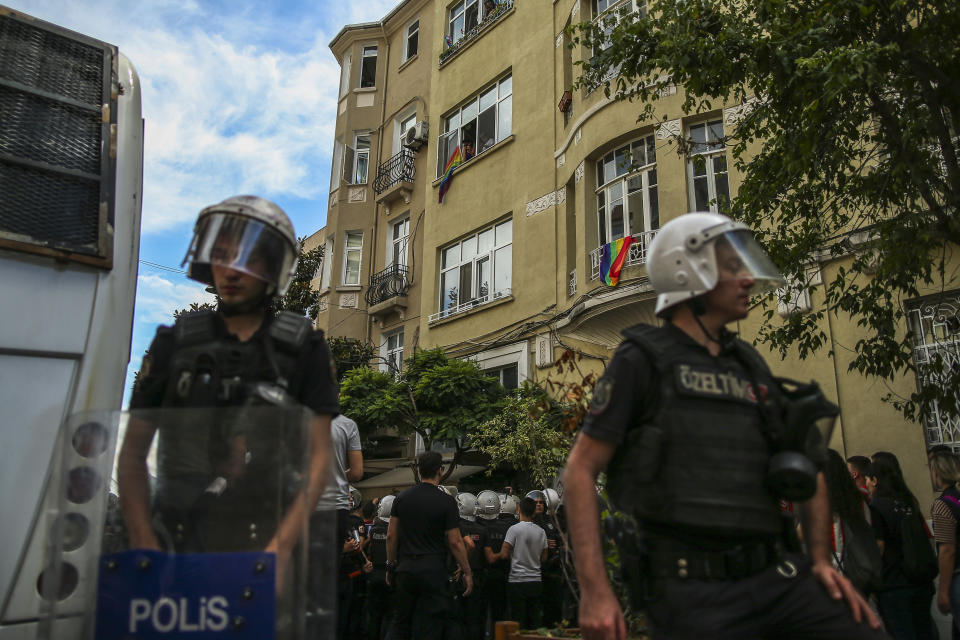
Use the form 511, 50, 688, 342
339, 52, 352, 98
595, 134, 659, 245
907, 293, 960, 447
343, 132, 370, 184
405, 20, 419, 61
487, 363, 519, 390
381, 330, 404, 376
342, 232, 363, 286
320, 237, 333, 289
359, 45, 377, 88
438, 219, 512, 317
330, 137, 343, 191
397, 112, 417, 153
448, 0, 488, 44
390, 217, 410, 267
687, 119, 730, 213
591, 0, 645, 84
437, 74, 512, 177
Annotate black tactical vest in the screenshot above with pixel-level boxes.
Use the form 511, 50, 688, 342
459, 519, 487, 572
368, 520, 389, 570
606, 324, 783, 536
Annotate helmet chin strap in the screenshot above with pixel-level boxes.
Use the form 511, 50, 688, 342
686, 298, 722, 346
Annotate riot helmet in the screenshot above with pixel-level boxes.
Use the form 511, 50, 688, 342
543, 488, 561, 514
457, 492, 478, 521
501, 494, 518, 518
377, 495, 395, 523
526, 490, 547, 515
646, 212, 784, 316
182, 195, 299, 299
476, 490, 501, 520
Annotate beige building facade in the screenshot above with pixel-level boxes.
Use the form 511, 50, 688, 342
315, 0, 959, 505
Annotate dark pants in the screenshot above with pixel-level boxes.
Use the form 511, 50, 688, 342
646, 554, 891, 640
458, 573, 486, 640
385, 566, 451, 640
541, 570, 564, 627
365, 576, 393, 640
484, 568, 508, 634
507, 581, 543, 630
875, 584, 936, 640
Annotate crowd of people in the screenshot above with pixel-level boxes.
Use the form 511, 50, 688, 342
822, 447, 960, 640
329, 452, 570, 640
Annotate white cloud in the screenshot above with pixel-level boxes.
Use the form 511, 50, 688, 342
134, 273, 217, 326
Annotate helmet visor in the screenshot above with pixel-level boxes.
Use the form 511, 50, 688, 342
184, 212, 294, 289
713, 229, 785, 294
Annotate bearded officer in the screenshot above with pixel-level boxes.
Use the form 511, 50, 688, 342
564, 212, 887, 640
119, 196, 336, 568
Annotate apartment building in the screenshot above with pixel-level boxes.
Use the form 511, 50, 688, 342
315, 0, 959, 503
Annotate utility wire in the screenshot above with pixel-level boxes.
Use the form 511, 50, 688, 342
139, 259, 186, 274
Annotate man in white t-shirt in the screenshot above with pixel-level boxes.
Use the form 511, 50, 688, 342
497, 496, 548, 629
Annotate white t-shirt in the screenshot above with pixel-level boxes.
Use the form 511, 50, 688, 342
314, 414, 361, 511
504, 520, 547, 583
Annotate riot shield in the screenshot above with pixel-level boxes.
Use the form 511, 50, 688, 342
37, 408, 337, 640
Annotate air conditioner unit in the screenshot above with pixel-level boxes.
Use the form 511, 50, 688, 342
403, 121, 429, 149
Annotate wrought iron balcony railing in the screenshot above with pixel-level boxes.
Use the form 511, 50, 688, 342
438, 0, 514, 65
589, 229, 659, 280
365, 264, 411, 307
373, 148, 416, 195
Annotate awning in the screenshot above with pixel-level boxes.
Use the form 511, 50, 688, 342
354, 464, 486, 490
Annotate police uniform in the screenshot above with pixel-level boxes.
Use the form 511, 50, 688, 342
481, 515, 512, 631
585, 322, 888, 640
365, 518, 393, 640
457, 517, 488, 640
532, 513, 564, 628
129, 309, 339, 552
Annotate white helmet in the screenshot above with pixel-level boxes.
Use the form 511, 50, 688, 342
182, 195, 300, 297
476, 490, 500, 521
349, 486, 362, 510
543, 488, 561, 514
457, 492, 479, 521
501, 495, 518, 518
377, 495, 395, 523
646, 212, 784, 316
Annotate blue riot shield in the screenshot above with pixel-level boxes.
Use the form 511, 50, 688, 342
37, 408, 338, 640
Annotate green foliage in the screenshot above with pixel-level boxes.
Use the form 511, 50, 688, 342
571, 0, 960, 423
274, 239, 324, 319
327, 337, 376, 382
471, 384, 575, 488
339, 348, 507, 474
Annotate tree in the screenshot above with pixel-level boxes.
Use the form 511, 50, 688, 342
339, 348, 507, 482
571, 0, 960, 424
275, 239, 324, 319
327, 336, 376, 382
470, 384, 575, 489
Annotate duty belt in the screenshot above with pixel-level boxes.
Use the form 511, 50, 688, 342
647, 540, 781, 581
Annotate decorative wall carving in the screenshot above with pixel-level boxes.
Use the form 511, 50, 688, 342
574, 128, 582, 144
525, 189, 567, 217
356, 92, 375, 108
329, 193, 337, 209
339, 293, 358, 308
571, 1, 580, 16
575, 161, 585, 184
556, 153, 565, 168
556, 34, 563, 48
348, 186, 366, 202
657, 84, 677, 98
656, 118, 681, 140
724, 96, 758, 128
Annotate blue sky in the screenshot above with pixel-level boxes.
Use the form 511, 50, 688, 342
8, 0, 401, 404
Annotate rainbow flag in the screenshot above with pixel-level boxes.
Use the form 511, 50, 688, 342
438, 146, 462, 203
599, 235, 634, 286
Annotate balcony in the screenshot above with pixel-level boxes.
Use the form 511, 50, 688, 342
366, 264, 411, 326
373, 148, 416, 215
428, 289, 512, 324
438, 0, 515, 67
589, 229, 659, 280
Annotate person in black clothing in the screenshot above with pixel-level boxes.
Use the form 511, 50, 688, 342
366, 496, 395, 640
478, 489, 512, 634
119, 195, 336, 573
456, 493, 488, 640
529, 490, 566, 628
385, 452, 473, 640
866, 458, 937, 639
564, 212, 885, 640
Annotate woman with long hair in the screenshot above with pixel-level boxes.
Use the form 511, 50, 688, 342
930, 450, 960, 638
824, 450, 877, 591
866, 456, 936, 639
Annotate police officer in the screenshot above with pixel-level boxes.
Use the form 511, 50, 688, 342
119, 195, 337, 568
456, 493, 488, 640
478, 489, 512, 633
528, 490, 565, 628
366, 496, 395, 640
564, 213, 886, 639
